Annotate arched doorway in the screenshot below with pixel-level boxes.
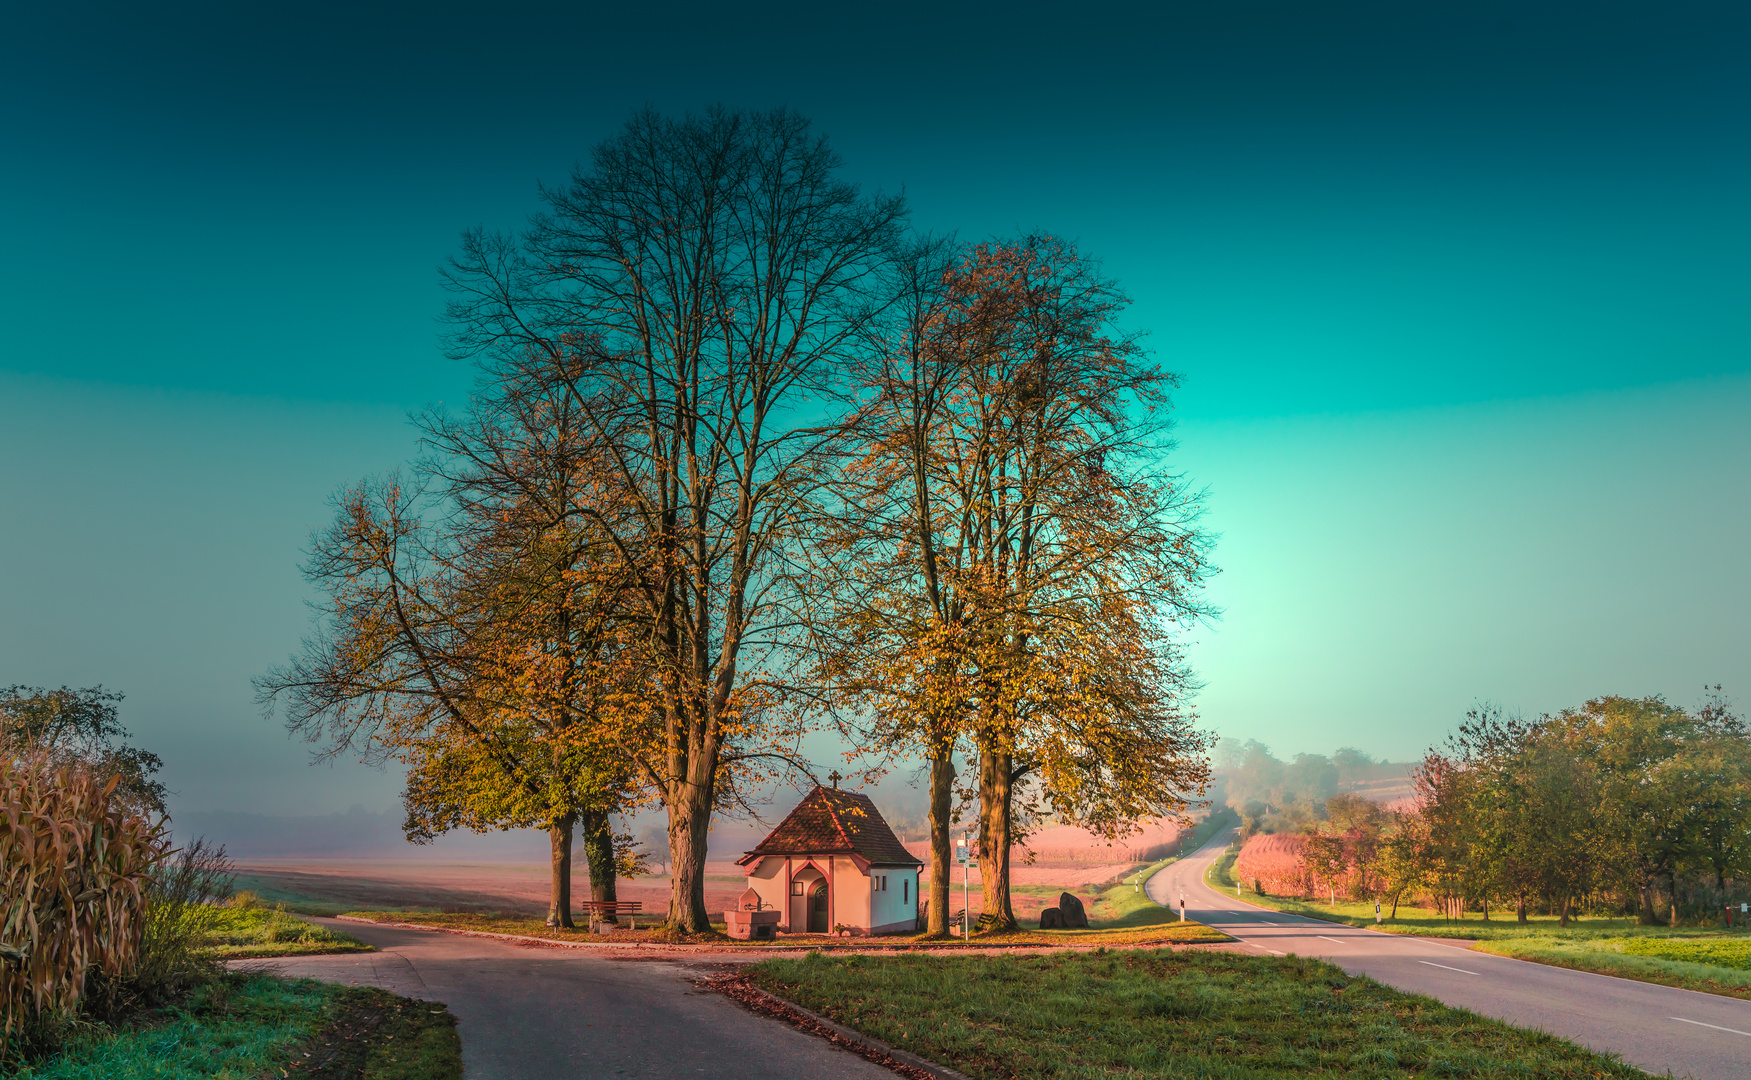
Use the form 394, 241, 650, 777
790, 866, 827, 933
810, 882, 829, 932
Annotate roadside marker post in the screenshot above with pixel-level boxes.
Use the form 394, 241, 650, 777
955, 835, 971, 939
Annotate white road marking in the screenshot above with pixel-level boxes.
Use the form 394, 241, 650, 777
1316, 936, 1347, 944
1418, 961, 1479, 975
1671, 1017, 1751, 1038
1233, 938, 1286, 956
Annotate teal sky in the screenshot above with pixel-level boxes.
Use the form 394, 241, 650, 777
2, 1, 1747, 819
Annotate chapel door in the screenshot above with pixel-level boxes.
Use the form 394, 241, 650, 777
809, 882, 829, 932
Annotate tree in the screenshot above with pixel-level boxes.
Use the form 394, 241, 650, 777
442, 106, 907, 931
1560, 696, 1718, 925
1332, 746, 1378, 788
901, 238, 1211, 929
805, 234, 973, 936
258, 352, 647, 926
0, 685, 166, 816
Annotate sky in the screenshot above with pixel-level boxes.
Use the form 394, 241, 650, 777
2, 1, 1747, 827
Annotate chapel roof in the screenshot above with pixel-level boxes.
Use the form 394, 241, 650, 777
737, 786, 923, 868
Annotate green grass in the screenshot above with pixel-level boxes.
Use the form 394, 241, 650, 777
1619, 936, 1751, 969
747, 949, 1651, 1079
1472, 935, 1751, 1001
198, 904, 373, 959
13, 976, 335, 1080
10, 977, 461, 1080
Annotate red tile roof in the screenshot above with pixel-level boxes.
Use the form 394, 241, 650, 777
737, 787, 923, 868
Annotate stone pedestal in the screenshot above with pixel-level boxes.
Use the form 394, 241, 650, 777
725, 909, 781, 941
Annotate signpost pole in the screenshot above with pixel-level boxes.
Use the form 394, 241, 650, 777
960, 833, 971, 940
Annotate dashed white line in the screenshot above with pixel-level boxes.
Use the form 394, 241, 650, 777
1316, 936, 1347, 944
1417, 960, 1479, 975
1671, 1017, 1751, 1038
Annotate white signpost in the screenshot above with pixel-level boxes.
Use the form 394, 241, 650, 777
955, 835, 972, 939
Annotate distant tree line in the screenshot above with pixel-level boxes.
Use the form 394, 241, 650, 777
1216, 739, 1396, 837
1235, 692, 1751, 926
258, 105, 1213, 935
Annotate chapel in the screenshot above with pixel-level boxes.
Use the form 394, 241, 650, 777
735, 784, 922, 935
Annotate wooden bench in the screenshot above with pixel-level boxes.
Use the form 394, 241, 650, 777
577, 900, 643, 930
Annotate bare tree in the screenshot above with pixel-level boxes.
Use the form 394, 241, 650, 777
443, 107, 906, 931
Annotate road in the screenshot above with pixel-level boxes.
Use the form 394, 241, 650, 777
1150, 828, 1751, 1080
241, 919, 891, 1080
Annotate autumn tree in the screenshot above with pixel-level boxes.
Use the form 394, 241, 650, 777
0, 685, 166, 816
258, 360, 645, 927
805, 234, 975, 935
817, 236, 1212, 931
442, 106, 907, 931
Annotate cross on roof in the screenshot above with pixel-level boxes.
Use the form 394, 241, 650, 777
827, 770, 842, 788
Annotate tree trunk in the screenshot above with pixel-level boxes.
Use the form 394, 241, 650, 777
581, 807, 618, 922
977, 746, 1017, 931
1482, 896, 1488, 921
1558, 894, 1570, 928
1516, 894, 1527, 923
1638, 875, 1658, 925
1390, 890, 1401, 919
666, 777, 715, 933
547, 812, 577, 928
1671, 870, 1681, 929
926, 749, 956, 936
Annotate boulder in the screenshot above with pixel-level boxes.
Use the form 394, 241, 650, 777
1039, 906, 1064, 930
1057, 892, 1088, 928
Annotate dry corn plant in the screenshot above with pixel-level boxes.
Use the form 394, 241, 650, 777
0, 754, 166, 1042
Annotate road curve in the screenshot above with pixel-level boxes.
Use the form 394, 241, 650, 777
238, 919, 892, 1080
1151, 827, 1751, 1080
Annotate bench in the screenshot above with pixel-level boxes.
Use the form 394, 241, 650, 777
577, 900, 643, 930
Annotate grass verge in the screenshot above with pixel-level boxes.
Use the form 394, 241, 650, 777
1203, 851, 1751, 999
1470, 936, 1751, 1002
744, 949, 1651, 1079
200, 904, 374, 959
9, 974, 457, 1080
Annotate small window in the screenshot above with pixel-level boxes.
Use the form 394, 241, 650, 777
903, 879, 909, 902
791, 881, 805, 896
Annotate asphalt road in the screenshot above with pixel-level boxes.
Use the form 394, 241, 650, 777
1150, 827, 1751, 1080
240, 920, 891, 1080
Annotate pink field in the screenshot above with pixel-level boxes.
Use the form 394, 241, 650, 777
232, 859, 745, 918
1233, 834, 1312, 897
234, 820, 1184, 924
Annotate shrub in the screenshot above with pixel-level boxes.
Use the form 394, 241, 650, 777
115, 838, 235, 1013
0, 756, 164, 1056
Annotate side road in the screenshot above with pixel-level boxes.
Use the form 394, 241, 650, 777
238, 919, 895, 1080
1152, 829, 1751, 1080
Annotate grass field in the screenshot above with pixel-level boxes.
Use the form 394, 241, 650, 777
11, 976, 459, 1080
1204, 843, 1751, 999
199, 900, 374, 958
745, 949, 1651, 1079
1472, 935, 1751, 1001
